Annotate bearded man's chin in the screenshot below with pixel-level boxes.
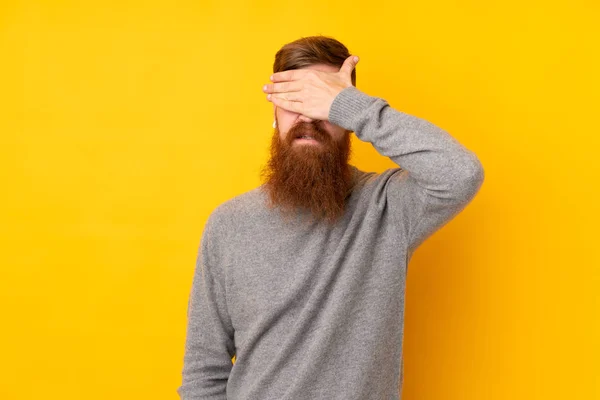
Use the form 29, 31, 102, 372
259, 128, 354, 224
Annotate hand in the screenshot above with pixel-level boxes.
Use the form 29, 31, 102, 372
262, 55, 360, 121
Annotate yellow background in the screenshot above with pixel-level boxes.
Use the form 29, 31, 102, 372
1, 1, 598, 399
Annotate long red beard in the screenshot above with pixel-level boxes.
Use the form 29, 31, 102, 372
259, 121, 354, 226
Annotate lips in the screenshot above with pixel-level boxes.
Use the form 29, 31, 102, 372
290, 123, 323, 142
295, 133, 314, 139
295, 136, 319, 143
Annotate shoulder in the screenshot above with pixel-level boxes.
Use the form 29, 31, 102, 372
206, 186, 267, 230
352, 165, 409, 196
197, 187, 266, 261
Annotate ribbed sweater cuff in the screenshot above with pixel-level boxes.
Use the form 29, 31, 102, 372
328, 86, 379, 133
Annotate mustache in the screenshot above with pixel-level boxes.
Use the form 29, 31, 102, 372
287, 121, 329, 142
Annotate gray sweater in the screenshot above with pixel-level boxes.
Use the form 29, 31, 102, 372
177, 86, 485, 399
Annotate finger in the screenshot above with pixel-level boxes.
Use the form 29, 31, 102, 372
263, 81, 302, 94
270, 69, 308, 82
272, 91, 302, 102
269, 94, 302, 113
339, 55, 359, 76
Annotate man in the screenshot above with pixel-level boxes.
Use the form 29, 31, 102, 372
177, 35, 484, 400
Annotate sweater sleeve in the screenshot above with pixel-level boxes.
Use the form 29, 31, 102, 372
328, 86, 485, 257
177, 214, 235, 400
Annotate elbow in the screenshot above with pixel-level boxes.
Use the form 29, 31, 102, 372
453, 153, 485, 202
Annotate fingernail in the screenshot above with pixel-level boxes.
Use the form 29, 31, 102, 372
263, 84, 267, 92
354, 56, 359, 62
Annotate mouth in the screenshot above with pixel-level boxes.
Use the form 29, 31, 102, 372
294, 136, 320, 144
291, 123, 324, 144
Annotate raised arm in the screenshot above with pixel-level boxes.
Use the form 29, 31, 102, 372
329, 86, 485, 256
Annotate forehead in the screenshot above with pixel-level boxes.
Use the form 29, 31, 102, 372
303, 63, 339, 73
